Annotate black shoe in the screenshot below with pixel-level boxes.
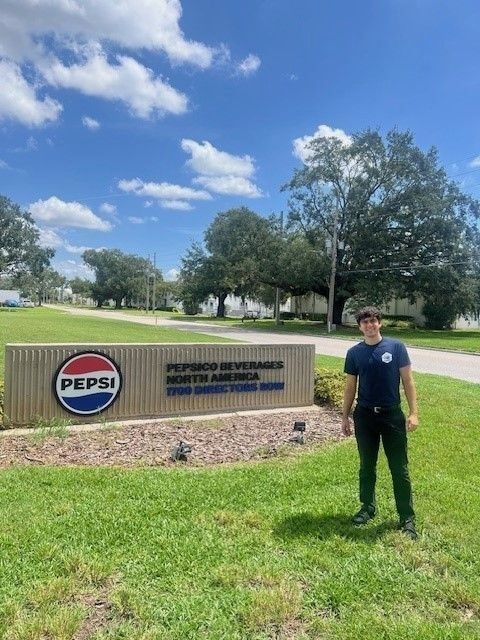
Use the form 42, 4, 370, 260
400, 517, 418, 540
352, 508, 375, 525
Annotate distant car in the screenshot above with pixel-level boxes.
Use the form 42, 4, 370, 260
4, 299, 20, 307
21, 299, 35, 308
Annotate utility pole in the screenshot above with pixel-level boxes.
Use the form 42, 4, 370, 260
152, 252, 156, 317
326, 209, 339, 333
274, 211, 284, 326
145, 254, 150, 313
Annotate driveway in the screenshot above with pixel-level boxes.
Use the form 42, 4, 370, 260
54, 307, 480, 384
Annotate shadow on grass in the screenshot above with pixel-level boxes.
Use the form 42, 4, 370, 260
274, 511, 397, 542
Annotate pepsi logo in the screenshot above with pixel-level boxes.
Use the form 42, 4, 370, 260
53, 351, 122, 416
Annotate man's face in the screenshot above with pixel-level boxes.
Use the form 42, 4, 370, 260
358, 316, 382, 338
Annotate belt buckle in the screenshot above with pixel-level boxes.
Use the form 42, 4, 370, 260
373, 406, 381, 414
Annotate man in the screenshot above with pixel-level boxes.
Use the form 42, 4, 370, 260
342, 306, 419, 539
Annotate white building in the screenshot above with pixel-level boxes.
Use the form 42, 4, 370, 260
199, 293, 291, 318
0, 289, 20, 304
292, 294, 479, 329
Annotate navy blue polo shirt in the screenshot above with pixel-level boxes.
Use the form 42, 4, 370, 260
344, 337, 411, 408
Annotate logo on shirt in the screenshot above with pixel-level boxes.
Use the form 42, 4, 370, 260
381, 352, 393, 363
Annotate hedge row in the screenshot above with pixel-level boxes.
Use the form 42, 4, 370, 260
313, 367, 345, 409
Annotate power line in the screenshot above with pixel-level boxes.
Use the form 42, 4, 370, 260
448, 166, 480, 180
338, 260, 476, 276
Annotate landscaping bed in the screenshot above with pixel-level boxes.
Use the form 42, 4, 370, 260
0, 406, 342, 468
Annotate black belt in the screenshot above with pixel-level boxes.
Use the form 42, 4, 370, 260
357, 404, 401, 414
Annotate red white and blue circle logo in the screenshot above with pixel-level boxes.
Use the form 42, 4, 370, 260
53, 351, 122, 416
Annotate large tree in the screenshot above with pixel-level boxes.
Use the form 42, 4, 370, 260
284, 129, 480, 324
179, 207, 278, 316
13, 261, 63, 305
0, 195, 53, 277
70, 277, 93, 303
83, 249, 161, 308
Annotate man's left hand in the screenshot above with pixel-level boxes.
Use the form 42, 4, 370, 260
406, 414, 419, 432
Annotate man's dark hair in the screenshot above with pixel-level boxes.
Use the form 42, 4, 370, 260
355, 306, 382, 325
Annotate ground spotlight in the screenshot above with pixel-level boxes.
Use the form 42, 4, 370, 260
171, 441, 192, 462
292, 420, 307, 444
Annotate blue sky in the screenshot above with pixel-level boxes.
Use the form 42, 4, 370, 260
1, 0, 480, 281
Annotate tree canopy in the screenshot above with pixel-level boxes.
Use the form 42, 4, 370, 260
179, 207, 276, 316
283, 129, 480, 324
0, 195, 53, 278
83, 249, 161, 308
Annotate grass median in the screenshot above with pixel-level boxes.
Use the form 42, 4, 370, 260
173, 316, 480, 353
0, 355, 479, 639
0, 307, 233, 375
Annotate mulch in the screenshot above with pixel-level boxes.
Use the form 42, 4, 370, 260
0, 406, 343, 468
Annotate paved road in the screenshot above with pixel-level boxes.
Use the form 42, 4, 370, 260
55, 307, 480, 384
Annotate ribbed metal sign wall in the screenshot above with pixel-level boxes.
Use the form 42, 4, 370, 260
4, 343, 315, 426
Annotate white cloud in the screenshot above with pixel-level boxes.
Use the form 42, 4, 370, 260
182, 138, 263, 198
11, 136, 38, 153
82, 115, 100, 130
118, 178, 212, 201
37, 227, 99, 254
0, 60, 62, 127
99, 202, 116, 215
193, 175, 263, 198
166, 268, 179, 281
29, 196, 112, 231
237, 54, 261, 76
64, 242, 97, 254
41, 51, 188, 118
160, 199, 193, 210
53, 259, 95, 280
1, 0, 215, 68
0, 0, 218, 125
0, 159, 9, 169
128, 214, 161, 223
181, 139, 255, 177
144, 200, 153, 208
469, 156, 480, 168
293, 124, 352, 163
37, 227, 64, 249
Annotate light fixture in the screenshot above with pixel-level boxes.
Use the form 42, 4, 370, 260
171, 441, 192, 462
292, 420, 307, 444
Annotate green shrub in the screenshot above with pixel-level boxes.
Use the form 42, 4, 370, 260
381, 315, 416, 329
422, 301, 455, 329
299, 313, 327, 322
314, 368, 345, 408
183, 302, 200, 315
279, 311, 297, 320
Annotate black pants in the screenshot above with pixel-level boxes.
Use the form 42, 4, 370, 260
353, 405, 415, 521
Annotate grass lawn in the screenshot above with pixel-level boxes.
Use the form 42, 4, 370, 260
0, 307, 233, 375
58, 306, 480, 352
0, 357, 479, 639
71, 305, 179, 318
174, 316, 480, 353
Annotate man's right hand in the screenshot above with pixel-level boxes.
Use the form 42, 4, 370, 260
341, 416, 352, 437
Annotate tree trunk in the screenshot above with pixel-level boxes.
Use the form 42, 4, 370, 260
216, 292, 228, 317
333, 297, 347, 325
115, 298, 122, 309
